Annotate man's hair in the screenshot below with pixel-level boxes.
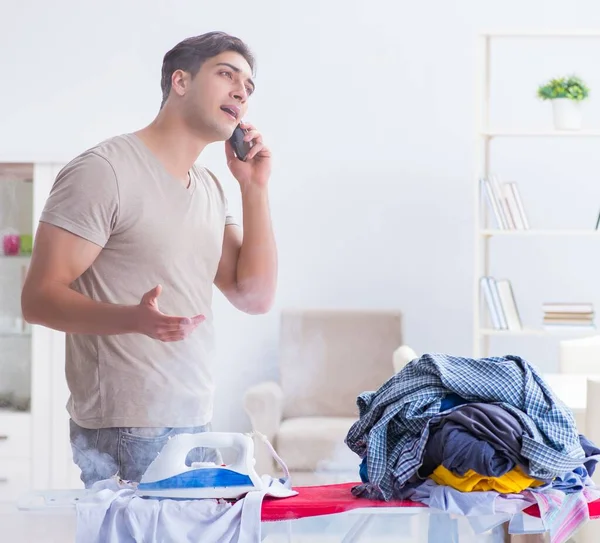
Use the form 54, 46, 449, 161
160, 31, 255, 108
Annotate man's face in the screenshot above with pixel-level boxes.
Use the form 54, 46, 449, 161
182, 51, 255, 140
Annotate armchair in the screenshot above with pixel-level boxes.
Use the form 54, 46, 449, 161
243, 309, 417, 486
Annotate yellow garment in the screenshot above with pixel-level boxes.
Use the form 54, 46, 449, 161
430, 465, 545, 493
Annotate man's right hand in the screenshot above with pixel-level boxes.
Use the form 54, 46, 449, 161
136, 285, 205, 342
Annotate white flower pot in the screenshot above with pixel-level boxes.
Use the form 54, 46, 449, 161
551, 99, 583, 130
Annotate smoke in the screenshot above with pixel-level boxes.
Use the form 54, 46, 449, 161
70, 430, 119, 487
311, 440, 362, 485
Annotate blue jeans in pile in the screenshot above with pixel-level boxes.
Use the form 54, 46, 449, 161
69, 419, 222, 488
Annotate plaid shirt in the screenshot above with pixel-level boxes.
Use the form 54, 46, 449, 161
345, 353, 585, 501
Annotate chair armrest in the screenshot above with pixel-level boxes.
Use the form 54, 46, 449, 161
393, 345, 418, 374
243, 381, 284, 475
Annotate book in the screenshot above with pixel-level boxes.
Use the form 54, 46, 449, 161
542, 302, 595, 328
489, 175, 515, 229
542, 303, 594, 314
508, 183, 529, 230
481, 179, 505, 230
496, 279, 522, 330
481, 175, 529, 230
481, 277, 502, 329
480, 276, 521, 330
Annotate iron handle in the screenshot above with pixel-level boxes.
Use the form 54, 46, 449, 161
0, 478, 7, 484
0, 436, 7, 441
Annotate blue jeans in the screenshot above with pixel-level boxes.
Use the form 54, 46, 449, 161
69, 419, 222, 488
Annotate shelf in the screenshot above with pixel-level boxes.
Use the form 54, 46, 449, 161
0, 254, 31, 258
0, 406, 31, 414
480, 327, 597, 336
481, 31, 600, 38
480, 130, 600, 138
481, 229, 600, 237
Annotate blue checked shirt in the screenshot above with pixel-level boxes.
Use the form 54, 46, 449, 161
345, 353, 586, 501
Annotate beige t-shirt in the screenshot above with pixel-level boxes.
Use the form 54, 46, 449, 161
40, 133, 237, 429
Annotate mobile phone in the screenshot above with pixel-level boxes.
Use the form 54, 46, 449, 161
229, 124, 252, 161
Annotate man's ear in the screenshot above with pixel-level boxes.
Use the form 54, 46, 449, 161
170, 69, 190, 98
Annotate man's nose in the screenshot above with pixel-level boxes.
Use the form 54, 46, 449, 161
231, 84, 248, 103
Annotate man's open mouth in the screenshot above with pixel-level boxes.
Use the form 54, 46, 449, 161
220, 106, 239, 120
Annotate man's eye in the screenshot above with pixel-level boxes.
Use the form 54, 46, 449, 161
246, 87, 253, 95
221, 71, 232, 78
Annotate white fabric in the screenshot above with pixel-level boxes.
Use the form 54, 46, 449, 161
75, 477, 295, 543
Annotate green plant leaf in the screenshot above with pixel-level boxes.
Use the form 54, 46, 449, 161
537, 75, 589, 101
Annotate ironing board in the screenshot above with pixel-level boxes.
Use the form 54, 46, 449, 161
259, 483, 600, 542
261, 482, 600, 520
13, 483, 600, 542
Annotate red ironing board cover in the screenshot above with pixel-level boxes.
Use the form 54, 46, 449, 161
260, 482, 600, 522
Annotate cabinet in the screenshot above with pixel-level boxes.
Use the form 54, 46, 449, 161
0, 164, 33, 415
0, 162, 82, 503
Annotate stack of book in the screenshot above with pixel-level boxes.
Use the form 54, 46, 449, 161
480, 276, 522, 331
480, 175, 529, 230
542, 303, 595, 330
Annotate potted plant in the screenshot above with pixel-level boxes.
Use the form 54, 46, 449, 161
537, 76, 590, 130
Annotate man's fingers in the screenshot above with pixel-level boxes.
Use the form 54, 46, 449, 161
246, 142, 266, 161
141, 284, 162, 304
158, 314, 205, 332
178, 314, 205, 328
159, 319, 189, 332
155, 326, 197, 342
243, 130, 262, 144
158, 332, 186, 342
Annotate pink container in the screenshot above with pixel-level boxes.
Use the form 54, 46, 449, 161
3, 234, 20, 256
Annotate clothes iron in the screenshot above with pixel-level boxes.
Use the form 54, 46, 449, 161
136, 431, 289, 500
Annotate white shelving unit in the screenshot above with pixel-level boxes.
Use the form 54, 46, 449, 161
474, 31, 600, 357
0, 161, 82, 503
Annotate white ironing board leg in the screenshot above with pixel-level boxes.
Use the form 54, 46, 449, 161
340, 514, 374, 543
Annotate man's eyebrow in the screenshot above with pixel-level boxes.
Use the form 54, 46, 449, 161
216, 62, 255, 92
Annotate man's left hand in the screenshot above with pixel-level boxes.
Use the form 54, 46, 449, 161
225, 122, 272, 189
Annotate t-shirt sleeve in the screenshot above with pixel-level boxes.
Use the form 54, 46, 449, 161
40, 152, 119, 248
225, 202, 239, 227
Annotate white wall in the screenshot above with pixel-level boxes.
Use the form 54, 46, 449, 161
3, 0, 600, 431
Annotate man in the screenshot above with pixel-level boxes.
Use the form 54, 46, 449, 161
21, 32, 277, 487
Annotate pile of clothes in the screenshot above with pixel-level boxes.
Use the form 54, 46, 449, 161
345, 353, 600, 543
